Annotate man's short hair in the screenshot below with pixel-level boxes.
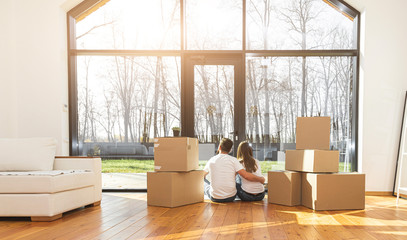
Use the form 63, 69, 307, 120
219, 138, 233, 152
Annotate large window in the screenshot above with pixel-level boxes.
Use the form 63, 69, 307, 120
246, 56, 355, 172
76, 0, 180, 50
246, 0, 355, 50
68, 0, 359, 190
186, 0, 242, 50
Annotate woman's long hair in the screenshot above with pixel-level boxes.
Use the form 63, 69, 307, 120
237, 141, 257, 173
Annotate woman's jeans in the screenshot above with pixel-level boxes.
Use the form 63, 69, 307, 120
235, 175, 265, 201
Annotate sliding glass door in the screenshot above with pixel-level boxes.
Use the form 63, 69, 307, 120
184, 54, 245, 158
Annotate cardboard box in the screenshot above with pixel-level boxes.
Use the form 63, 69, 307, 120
296, 117, 331, 150
154, 137, 199, 172
285, 149, 339, 173
268, 171, 302, 206
302, 172, 365, 210
147, 170, 204, 207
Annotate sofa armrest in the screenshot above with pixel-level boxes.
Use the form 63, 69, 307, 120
53, 156, 101, 172
54, 157, 102, 202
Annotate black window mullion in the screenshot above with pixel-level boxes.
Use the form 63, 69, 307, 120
246, 50, 357, 57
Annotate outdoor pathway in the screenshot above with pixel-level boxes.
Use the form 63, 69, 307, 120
102, 173, 147, 189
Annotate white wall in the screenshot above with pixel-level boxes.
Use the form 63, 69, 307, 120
0, 0, 70, 154
1, 0, 407, 190
346, 0, 407, 192
0, 0, 18, 137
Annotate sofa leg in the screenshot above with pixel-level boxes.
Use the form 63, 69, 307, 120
31, 213, 62, 222
86, 200, 101, 208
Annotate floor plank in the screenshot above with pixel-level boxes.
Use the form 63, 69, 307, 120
217, 201, 241, 240
163, 202, 214, 239
236, 200, 253, 240
272, 204, 308, 240
0, 194, 406, 239
264, 200, 288, 240
127, 203, 197, 239
252, 201, 271, 239
200, 202, 230, 239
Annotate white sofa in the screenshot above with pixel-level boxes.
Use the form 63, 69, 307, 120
0, 138, 102, 221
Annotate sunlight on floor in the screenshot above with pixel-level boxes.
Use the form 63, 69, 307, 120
104, 192, 147, 201
278, 207, 407, 227
159, 221, 292, 239
375, 231, 407, 236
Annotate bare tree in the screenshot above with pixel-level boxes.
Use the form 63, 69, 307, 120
286, 58, 297, 142
247, 0, 275, 144
79, 56, 91, 142
76, 21, 115, 40
109, 56, 138, 142
94, 90, 115, 142
281, 0, 321, 116
152, 57, 162, 138
77, 56, 100, 142
247, 59, 262, 143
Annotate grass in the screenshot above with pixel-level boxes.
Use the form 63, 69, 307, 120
102, 159, 350, 173
102, 159, 155, 173
102, 159, 207, 173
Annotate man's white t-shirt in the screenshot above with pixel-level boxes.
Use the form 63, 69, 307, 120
203, 154, 244, 199
240, 159, 265, 194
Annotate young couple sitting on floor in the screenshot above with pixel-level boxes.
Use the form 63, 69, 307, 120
203, 138, 266, 202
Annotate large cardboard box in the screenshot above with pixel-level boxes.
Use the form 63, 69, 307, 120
147, 170, 204, 207
268, 171, 302, 206
285, 149, 339, 173
302, 173, 365, 210
296, 117, 331, 150
154, 137, 199, 172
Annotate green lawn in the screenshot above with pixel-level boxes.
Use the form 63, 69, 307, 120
102, 159, 155, 173
102, 159, 350, 173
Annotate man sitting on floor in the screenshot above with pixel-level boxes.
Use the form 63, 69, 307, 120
203, 138, 265, 203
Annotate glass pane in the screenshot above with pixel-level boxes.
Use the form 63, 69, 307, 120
194, 65, 234, 162
246, 0, 355, 50
77, 56, 181, 189
76, 0, 180, 50
246, 56, 354, 176
186, 0, 242, 50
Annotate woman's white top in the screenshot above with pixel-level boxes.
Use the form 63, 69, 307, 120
240, 159, 265, 194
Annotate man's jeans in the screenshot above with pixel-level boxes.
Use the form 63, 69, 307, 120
204, 178, 236, 203
235, 175, 265, 201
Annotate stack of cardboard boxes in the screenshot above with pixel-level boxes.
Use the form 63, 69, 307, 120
268, 117, 365, 210
147, 137, 204, 207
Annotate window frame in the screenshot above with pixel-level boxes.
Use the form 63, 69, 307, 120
67, 0, 360, 187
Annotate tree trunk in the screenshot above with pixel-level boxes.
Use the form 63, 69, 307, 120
263, 65, 270, 145
288, 59, 296, 142
301, 57, 307, 116
153, 61, 160, 138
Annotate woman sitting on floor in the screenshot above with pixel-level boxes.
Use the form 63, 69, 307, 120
236, 141, 266, 201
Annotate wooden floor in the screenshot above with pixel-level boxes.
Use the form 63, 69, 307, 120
1, 194, 407, 240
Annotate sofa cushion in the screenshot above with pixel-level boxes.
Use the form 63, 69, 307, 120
0, 186, 95, 217
0, 138, 57, 171
0, 170, 94, 194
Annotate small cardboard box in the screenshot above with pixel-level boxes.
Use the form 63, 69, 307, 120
302, 172, 365, 210
154, 137, 199, 172
285, 149, 339, 173
296, 117, 331, 150
268, 171, 302, 206
147, 170, 204, 207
